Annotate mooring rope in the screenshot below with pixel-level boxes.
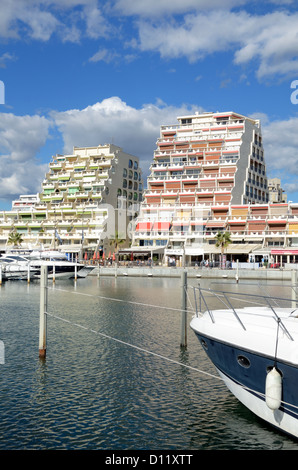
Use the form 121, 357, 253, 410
45, 309, 218, 379
45, 285, 298, 415
47, 285, 196, 314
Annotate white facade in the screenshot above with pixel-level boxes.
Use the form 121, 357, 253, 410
0, 144, 143, 257
128, 112, 294, 266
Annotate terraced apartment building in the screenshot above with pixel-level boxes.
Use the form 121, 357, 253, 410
0, 144, 143, 258
129, 111, 298, 266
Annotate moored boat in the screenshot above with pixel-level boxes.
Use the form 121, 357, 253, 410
190, 287, 298, 439
0, 250, 94, 279
0, 253, 39, 280
28, 250, 94, 279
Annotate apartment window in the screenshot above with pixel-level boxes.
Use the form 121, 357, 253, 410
123, 168, 127, 177
134, 161, 138, 170
173, 157, 187, 164
156, 240, 167, 246
123, 179, 127, 188
186, 169, 200, 176
129, 160, 133, 168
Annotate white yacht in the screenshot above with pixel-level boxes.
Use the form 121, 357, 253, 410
190, 287, 298, 439
0, 254, 37, 280
1, 250, 94, 280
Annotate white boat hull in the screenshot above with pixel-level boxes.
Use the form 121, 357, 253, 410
190, 287, 298, 439
0, 251, 94, 280
217, 368, 298, 438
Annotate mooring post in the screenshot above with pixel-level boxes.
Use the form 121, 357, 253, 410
180, 270, 187, 348
291, 270, 297, 309
235, 259, 239, 283
39, 266, 48, 359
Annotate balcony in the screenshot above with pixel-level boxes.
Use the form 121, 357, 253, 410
49, 162, 64, 170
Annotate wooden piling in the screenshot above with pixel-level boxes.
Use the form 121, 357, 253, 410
39, 266, 48, 359
180, 270, 187, 348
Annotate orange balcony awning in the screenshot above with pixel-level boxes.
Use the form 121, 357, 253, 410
136, 222, 152, 231
153, 222, 171, 231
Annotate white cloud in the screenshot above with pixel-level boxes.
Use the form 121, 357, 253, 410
0, 1, 297, 81
83, 3, 111, 39
0, 0, 60, 41
51, 99, 298, 200
0, 52, 17, 68
262, 116, 298, 182
89, 48, 119, 63
135, 9, 298, 79
284, 182, 298, 194
49, 99, 298, 185
0, 0, 109, 42
113, 0, 247, 17
1, 98, 298, 205
51, 97, 204, 176
0, 112, 50, 201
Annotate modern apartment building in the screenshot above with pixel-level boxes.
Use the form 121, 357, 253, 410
268, 178, 287, 203
0, 144, 143, 258
129, 111, 298, 266
145, 111, 268, 207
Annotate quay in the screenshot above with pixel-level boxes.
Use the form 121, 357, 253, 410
91, 264, 298, 281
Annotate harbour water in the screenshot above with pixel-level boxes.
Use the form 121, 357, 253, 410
1, 274, 298, 451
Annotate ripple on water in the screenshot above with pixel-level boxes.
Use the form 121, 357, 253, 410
0, 277, 298, 449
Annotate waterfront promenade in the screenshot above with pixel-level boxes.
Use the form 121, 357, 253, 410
92, 264, 298, 281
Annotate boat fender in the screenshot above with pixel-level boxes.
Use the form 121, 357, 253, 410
265, 367, 282, 410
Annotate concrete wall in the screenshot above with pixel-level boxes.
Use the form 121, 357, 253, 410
92, 265, 295, 281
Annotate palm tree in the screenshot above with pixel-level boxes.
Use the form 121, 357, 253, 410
7, 229, 23, 248
109, 231, 125, 262
215, 231, 232, 268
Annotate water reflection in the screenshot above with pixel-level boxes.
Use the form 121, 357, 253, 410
0, 276, 297, 449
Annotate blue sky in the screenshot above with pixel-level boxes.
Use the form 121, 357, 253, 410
1, 0, 298, 209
